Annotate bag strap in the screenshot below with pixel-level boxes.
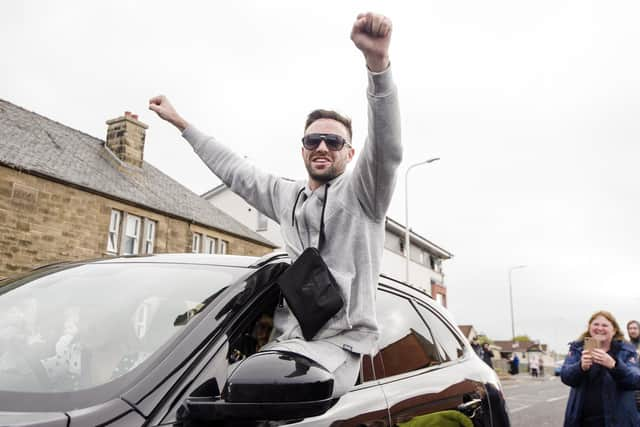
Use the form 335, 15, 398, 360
318, 183, 329, 251
291, 188, 305, 226
291, 183, 330, 252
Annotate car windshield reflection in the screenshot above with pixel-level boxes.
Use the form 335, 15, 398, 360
0, 262, 247, 393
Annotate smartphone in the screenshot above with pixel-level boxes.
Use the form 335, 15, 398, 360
584, 336, 599, 352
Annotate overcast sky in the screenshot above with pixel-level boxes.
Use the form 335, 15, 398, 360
2, 1, 639, 353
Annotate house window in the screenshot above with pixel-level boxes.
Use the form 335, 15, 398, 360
204, 236, 218, 254
107, 210, 121, 253
143, 219, 156, 254
219, 240, 228, 254
256, 212, 268, 232
192, 233, 202, 253
123, 214, 141, 255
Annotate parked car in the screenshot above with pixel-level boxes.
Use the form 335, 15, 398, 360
554, 359, 564, 376
0, 253, 510, 426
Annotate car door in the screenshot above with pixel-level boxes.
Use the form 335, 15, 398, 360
375, 288, 491, 426
146, 261, 389, 427
137, 262, 289, 426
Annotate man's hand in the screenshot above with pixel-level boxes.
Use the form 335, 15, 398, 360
148, 95, 188, 132
351, 12, 392, 73
581, 351, 593, 371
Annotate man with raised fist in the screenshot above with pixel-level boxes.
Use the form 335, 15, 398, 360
149, 12, 402, 397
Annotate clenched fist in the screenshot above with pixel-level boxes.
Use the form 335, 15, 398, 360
351, 12, 392, 72
148, 95, 188, 132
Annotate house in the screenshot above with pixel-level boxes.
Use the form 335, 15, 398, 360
492, 340, 553, 368
458, 325, 479, 342
0, 100, 276, 279
201, 184, 453, 304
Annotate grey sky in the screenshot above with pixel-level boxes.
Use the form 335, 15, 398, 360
2, 1, 639, 352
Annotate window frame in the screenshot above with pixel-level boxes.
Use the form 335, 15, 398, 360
106, 210, 122, 254
219, 240, 228, 255
204, 236, 218, 254
142, 219, 156, 255
192, 233, 202, 253
121, 213, 142, 255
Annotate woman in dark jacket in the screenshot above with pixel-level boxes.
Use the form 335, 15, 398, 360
561, 310, 640, 427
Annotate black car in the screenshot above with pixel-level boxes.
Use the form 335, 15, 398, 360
0, 253, 510, 426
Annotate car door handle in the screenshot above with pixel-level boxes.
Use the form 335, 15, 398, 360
457, 398, 482, 418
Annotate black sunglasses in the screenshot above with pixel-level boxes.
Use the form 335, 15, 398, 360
301, 133, 350, 151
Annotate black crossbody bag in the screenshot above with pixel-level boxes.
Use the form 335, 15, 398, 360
276, 184, 344, 341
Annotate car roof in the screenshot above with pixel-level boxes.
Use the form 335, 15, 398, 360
33, 251, 290, 270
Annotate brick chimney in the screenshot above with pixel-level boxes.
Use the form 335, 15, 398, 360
105, 111, 148, 168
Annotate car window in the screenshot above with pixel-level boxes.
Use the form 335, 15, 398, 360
374, 290, 444, 379
414, 302, 465, 361
0, 262, 248, 393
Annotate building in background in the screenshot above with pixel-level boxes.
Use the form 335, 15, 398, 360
458, 325, 479, 342
202, 184, 453, 305
493, 340, 553, 371
0, 100, 275, 279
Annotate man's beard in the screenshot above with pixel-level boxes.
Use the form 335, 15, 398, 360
305, 163, 339, 182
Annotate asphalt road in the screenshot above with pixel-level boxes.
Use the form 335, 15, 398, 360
502, 374, 569, 426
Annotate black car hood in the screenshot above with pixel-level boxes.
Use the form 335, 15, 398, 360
0, 411, 67, 426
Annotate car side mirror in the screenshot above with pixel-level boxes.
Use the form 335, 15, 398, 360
180, 351, 335, 423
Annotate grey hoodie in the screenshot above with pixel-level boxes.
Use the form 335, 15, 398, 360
182, 67, 402, 356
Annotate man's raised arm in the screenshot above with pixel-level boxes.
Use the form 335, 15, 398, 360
350, 12, 403, 220
148, 95, 188, 132
147, 95, 290, 224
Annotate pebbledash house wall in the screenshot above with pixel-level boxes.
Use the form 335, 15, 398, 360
0, 164, 272, 279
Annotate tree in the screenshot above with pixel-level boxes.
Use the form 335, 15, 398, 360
476, 334, 492, 345
513, 335, 531, 342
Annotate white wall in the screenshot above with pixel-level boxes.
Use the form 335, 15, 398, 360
382, 249, 443, 295
206, 190, 284, 248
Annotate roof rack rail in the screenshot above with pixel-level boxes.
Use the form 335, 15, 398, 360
379, 273, 434, 299
249, 251, 290, 268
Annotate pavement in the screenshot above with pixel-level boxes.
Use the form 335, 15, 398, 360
500, 370, 555, 383
501, 372, 569, 426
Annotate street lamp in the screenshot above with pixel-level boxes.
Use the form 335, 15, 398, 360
405, 157, 440, 283
509, 265, 527, 341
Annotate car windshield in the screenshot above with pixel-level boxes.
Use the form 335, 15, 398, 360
0, 262, 248, 393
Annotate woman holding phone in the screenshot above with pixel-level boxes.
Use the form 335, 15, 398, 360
561, 310, 640, 426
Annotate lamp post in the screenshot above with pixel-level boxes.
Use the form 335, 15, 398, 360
509, 265, 527, 341
405, 157, 440, 283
